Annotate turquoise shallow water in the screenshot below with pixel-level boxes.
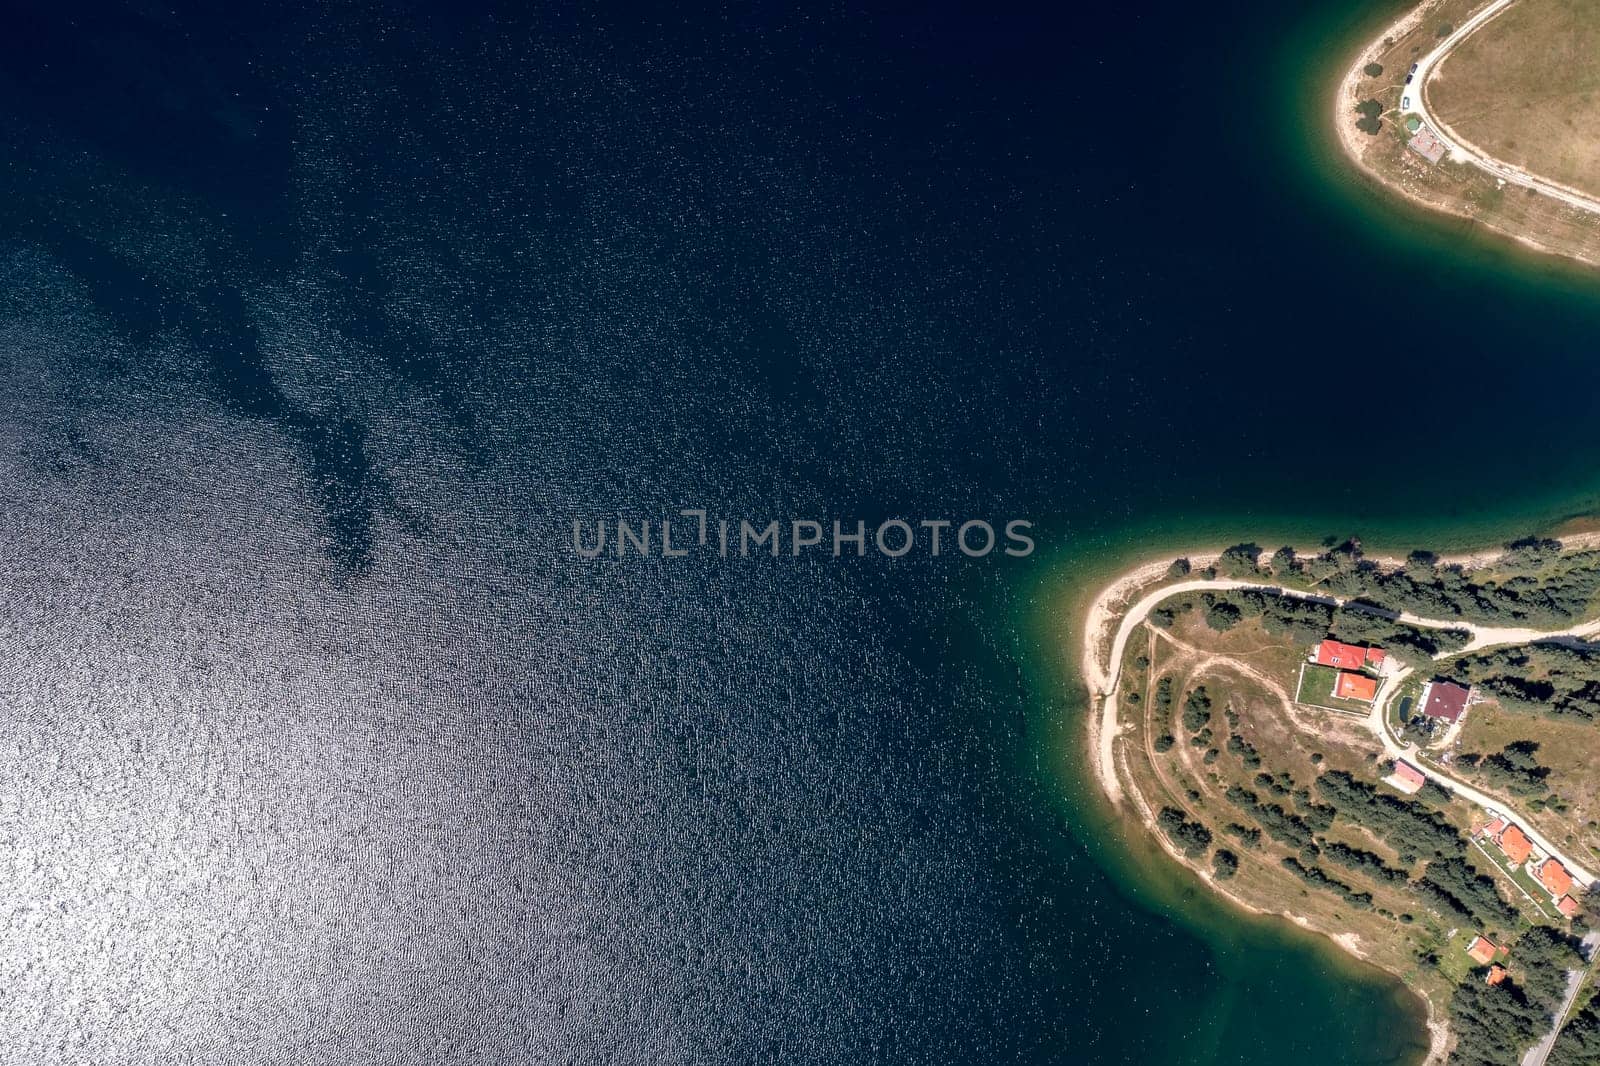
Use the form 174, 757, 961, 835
2, 0, 1599, 1062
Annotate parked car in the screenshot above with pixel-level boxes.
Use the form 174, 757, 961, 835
1402, 96, 1411, 109
1409, 62, 1419, 73
1405, 73, 1413, 84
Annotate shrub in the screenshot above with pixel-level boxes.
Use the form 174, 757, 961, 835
1205, 601, 1243, 631
1158, 807, 1214, 858
1183, 686, 1213, 733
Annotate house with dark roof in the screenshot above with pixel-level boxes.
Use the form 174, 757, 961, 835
1419, 680, 1470, 723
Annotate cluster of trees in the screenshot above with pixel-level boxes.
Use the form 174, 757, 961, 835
1212, 849, 1239, 880
1292, 788, 1337, 832
1328, 608, 1470, 667
1226, 785, 1316, 850
1448, 644, 1600, 721
1451, 925, 1589, 1066
1226, 732, 1262, 769
1281, 856, 1374, 910
1152, 675, 1177, 751
1418, 779, 1455, 807
1205, 586, 1334, 645
1249, 771, 1515, 928
1319, 840, 1409, 885
1203, 599, 1243, 632
1449, 979, 1553, 1066
1224, 822, 1262, 849
1311, 539, 1600, 627
1354, 99, 1382, 134
1158, 806, 1214, 858
1212, 537, 1600, 628
1255, 771, 1292, 797
1182, 687, 1213, 734
1313, 770, 1462, 864
1550, 997, 1600, 1065
1456, 741, 1552, 797
1188, 586, 1469, 668
1414, 857, 1519, 931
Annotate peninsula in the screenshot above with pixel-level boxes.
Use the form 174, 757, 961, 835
1083, 537, 1600, 1065
1336, 0, 1600, 267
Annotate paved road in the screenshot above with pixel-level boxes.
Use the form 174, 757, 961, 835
1405, 0, 1600, 217
1094, 577, 1599, 888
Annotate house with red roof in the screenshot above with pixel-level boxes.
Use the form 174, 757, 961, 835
1316, 639, 1382, 671
1478, 815, 1508, 840
1466, 935, 1499, 966
1558, 895, 1583, 919
1419, 680, 1471, 723
1486, 964, 1507, 986
1335, 671, 1379, 702
1498, 824, 1534, 867
1538, 859, 1574, 899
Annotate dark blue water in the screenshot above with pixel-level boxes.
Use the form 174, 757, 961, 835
2, 0, 1597, 1062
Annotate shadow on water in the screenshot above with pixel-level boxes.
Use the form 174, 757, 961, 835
35, 230, 385, 571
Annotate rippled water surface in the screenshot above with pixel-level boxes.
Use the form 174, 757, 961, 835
4, 1, 1600, 1063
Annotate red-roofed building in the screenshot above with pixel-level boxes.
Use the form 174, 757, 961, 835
1466, 935, 1499, 965
1558, 895, 1583, 919
1538, 859, 1574, 898
1336, 671, 1379, 702
1316, 639, 1370, 670
1486, 964, 1507, 985
1498, 824, 1534, 867
1387, 761, 1427, 795
1366, 647, 1387, 668
1479, 816, 1508, 840
1420, 681, 1471, 723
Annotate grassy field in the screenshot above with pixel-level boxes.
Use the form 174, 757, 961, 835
1430, 0, 1600, 198
1436, 929, 1483, 985
1294, 663, 1375, 714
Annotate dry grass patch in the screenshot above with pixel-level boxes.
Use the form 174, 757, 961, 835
1431, 0, 1600, 197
